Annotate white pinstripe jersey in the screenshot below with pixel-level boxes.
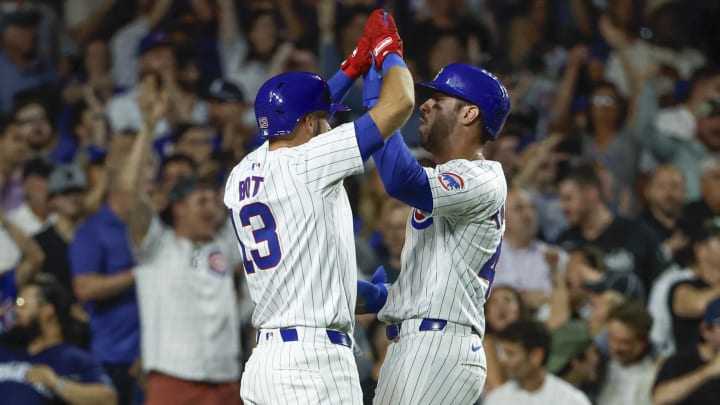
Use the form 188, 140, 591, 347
378, 159, 507, 337
224, 123, 363, 333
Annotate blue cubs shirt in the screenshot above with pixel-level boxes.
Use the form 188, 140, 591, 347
0, 343, 114, 404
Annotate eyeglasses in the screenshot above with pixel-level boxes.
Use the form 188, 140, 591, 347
591, 95, 615, 107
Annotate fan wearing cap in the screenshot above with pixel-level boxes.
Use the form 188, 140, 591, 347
113, 70, 243, 405
653, 297, 720, 405
546, 322, 600, 397
34, 165, 88, 299
668, 217, 720, 351
0, 9, 59, 114
109, 0, 173, 89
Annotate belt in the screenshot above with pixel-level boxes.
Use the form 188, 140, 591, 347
255, 328, 352, 348
386, 318, 479, 341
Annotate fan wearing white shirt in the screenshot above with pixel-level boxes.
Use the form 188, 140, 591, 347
485, 320, 591, 405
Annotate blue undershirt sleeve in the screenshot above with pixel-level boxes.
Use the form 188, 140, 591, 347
327, 70, 355, 105
353, 113, 384, 162
373, 133, 433, 212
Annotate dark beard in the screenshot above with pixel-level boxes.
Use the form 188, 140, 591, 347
0, 319, 41, 349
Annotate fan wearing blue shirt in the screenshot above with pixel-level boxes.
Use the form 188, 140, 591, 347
0, 274, 116, 404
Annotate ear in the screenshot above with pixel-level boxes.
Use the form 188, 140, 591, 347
529, 347, 545, 368
40, 303, 56, 322
460, 105, 481, 126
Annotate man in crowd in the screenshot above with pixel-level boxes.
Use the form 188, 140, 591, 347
653, 297, 720, 405
556, 164, 671, 290
6, 158, 55, 236
546, 321, 600, 395
0, 274, 116, 404
597, 302, 656, 405
668, 217, 720, 350
485, 320, 591, 405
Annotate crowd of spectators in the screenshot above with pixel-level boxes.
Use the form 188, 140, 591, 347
1, 0, 720, 404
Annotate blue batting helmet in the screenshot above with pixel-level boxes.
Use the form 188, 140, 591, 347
254, 72, 350, 137
416, 63, 511, 139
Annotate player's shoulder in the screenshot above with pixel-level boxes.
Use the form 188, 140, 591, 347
435, 159, 504, 181
305, 122, 356, 146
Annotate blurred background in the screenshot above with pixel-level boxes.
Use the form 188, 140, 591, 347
1, 0, 720, 404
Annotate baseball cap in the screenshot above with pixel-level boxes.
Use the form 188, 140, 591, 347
48, 165, 87, 195
207, 78, 245, 103
138, 31, 172, 56
546, 321, 593, 374
0, 9, 41, 33
703, 297, 720, 325
584, 271, 646, 302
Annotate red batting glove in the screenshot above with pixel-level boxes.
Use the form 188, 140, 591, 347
340, 36, 373, 80
364, 9, 403, 69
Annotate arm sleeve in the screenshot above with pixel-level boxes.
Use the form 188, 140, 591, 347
372, 133, 433, 212
69, 227, 103, 276
327, 70, 354, 105
76, 351, 115, 386
426, 159, 507, 219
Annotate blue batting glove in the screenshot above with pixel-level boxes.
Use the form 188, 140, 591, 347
357, 265, 390, 314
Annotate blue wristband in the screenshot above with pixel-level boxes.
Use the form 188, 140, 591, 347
381, 53, 406, 76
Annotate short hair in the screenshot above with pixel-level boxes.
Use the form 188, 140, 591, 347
561, 163, 602, 191
161, 153, 197, 174
607, 301, 653, 341
498, 319, 552, 366
173, 123, 212, 143
454, 98, 493, 144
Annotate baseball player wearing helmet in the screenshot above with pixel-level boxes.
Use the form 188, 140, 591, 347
223, 9, 412, 405
359, 60, 511, 404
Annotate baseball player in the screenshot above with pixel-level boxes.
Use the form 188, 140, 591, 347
223, 9, 412, 404
359, 62, 512, 404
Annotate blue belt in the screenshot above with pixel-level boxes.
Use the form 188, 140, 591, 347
256, 328, 352, 348
386, 318, 448, 340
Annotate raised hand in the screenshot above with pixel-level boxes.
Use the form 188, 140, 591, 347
364, 9, 403, 69
341, 36, 373, 80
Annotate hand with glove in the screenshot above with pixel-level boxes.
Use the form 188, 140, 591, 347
340, 36, 373, 80
364, 9, 403, 70
356, 265, 391, 314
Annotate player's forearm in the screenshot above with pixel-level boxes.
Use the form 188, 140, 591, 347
653, 365, 715, 405
369, 60, 414, 139
73, 271, 135, 303
57, 381, 118, 405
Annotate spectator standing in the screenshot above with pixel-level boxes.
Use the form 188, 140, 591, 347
652, 297, 720, 405
0, 274, 116, 405
118, 74, 242, 405
485, 320, 591, 405
597, 301, 656, 405
34, 165, 87, 298
682, 157, 720, 248
69, 158, 141, 404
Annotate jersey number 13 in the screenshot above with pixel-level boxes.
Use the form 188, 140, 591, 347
229, 203, 282, 274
